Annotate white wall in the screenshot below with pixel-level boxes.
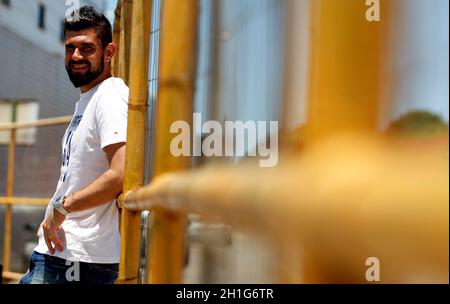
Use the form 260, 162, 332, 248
213, 0, 285, 124
381, 0, 449, 129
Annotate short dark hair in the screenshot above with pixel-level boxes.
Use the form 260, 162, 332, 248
64, 6, 112, 48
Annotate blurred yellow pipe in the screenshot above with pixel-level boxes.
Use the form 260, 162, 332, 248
124, 134, 449, 283
148, 0, 199, 284
111, 0, 121, 77
305, 0, 389, 142
119, 0, 133, 85
0, 197, 50, 206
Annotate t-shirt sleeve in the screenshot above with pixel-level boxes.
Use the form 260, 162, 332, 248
95, 90, 128, 150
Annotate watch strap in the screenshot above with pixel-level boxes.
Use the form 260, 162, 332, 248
55, 204, 70, 216
53, 196, 70, 216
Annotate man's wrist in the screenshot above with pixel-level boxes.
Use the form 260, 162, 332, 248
63, 195, 74, 213
53, 195, 71, 216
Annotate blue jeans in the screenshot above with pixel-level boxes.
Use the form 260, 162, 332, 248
19, 251, 119, 284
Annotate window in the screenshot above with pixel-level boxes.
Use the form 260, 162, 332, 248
38, 3, 45, 30
1, 0, 10, 7
0, 100, 39, 145
60, 20, 65, 43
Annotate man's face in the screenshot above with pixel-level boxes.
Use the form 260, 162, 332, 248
65, 28, 104, 88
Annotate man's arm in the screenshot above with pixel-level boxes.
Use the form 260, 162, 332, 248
41, 142, 126, 254
63, 142, 126, 212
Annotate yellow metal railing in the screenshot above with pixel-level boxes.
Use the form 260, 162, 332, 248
118, 0, 152, 284
117, 0, 448, 284
116, 0, 199, 284
145, 0, 198, 284
0, 115, 72, 282
121, 134, 449, 283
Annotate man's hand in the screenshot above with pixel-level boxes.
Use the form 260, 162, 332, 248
42, 209, 66, 254
36, 221, 43, 238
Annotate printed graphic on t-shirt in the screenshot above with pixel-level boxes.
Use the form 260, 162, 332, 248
60, 115, 83, 182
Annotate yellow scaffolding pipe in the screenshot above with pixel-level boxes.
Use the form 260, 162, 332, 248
111, 0, 121, 77
0, 197, 49, 206
124, 134, 449, 283
305, 0, 388, 142
2, 129, 15, 272
119, 0, 133, 85
2, 271, 23, 282
147, 0, 199, 284
119, 0, 152, 283
300, 0, 391, 281
0, 116, 72, 131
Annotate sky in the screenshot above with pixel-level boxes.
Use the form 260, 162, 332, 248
103, 0, 118, 25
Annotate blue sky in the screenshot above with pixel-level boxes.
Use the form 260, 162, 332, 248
104, 0, 118, 25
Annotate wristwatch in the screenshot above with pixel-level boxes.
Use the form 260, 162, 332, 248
53, 196, 70, 216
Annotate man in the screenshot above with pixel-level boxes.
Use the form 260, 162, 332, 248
20, 6, 128, 284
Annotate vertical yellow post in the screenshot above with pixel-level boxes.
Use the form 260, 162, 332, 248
299, 0, 389, 282
305, 0, 387, 142
119, 0, 133, 85
148, 0, 199, 284
2, 101, 17, 273
119, 0, 152, 283
2, 130, 15, 273
111, 0, 122, 77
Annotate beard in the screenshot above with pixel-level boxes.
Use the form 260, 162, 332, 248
65, 57, 104, 88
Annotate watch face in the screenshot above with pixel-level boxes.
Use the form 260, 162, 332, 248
53, 196, 64, 208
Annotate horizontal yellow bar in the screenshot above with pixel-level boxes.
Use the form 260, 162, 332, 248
2, 271, 23, 281
0, 197, 50, 206
123, 134, 449, 283
0, 116, 72, 131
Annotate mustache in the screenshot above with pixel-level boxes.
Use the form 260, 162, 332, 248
68, 60, 91, 67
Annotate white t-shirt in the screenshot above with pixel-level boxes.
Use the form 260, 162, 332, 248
35, 77, 129, 264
